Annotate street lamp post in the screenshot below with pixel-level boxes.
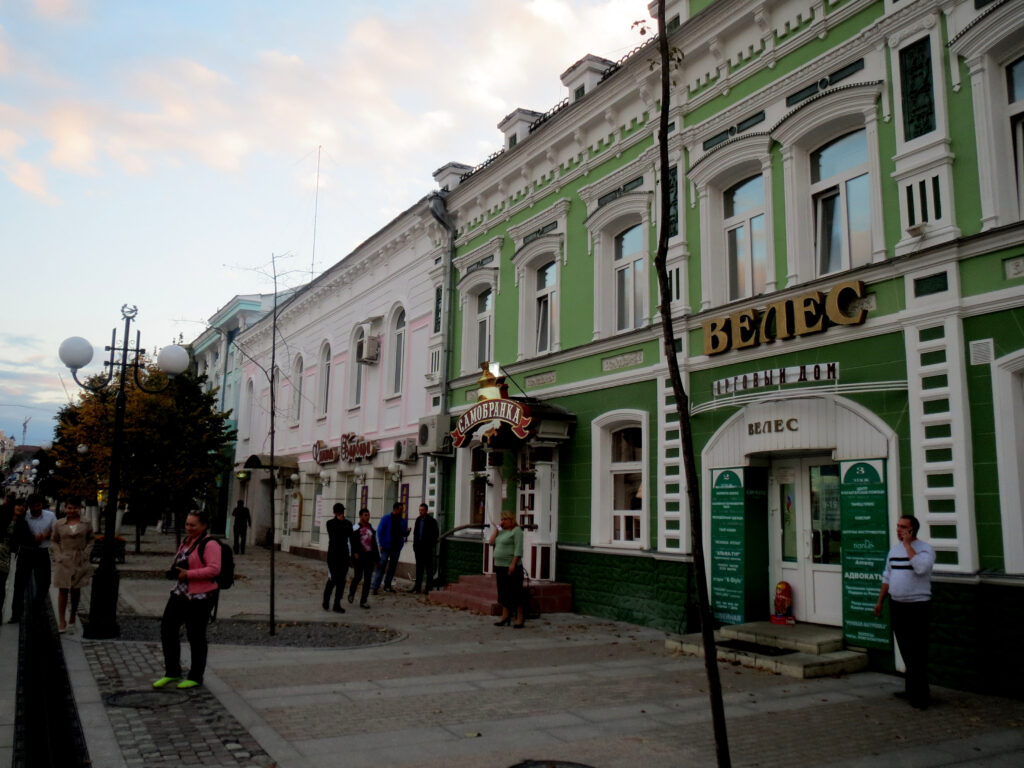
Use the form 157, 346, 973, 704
59, 304, 189, 639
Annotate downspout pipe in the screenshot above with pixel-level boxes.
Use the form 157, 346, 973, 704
427, 190, 456, 534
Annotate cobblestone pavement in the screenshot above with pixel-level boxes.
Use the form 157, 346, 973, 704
3, 531, 1023, 767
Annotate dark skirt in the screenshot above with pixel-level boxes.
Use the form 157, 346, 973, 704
494, 563, 524, 611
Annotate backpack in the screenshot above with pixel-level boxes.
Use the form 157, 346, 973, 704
196, 536, 234, 590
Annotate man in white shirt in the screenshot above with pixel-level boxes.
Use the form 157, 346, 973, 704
875, 514, 936, 709
9, 493, 57, 621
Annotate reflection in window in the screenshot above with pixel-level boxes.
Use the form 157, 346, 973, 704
1009, 55, 1024, 217
611, 426, 643, 543
812, 130, 871, 274
476, 289, 493, 366
535, 260, 556, 353
614, 224, 645, 331
724, 175, 767, 299
392, 310, 405, 394
318, 343, 331, 415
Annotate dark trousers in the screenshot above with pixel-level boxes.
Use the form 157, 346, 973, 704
233, 524, 248, 555
10, 548, 51, 620
323, 558, 349, 607
495, 563, 524, 612
891, 599, 931, 705
413, 546, 434, 592
0, 571, 7, 618
349, 557, 376, 604
372, 548, 401, 590
161, 593, 215, 684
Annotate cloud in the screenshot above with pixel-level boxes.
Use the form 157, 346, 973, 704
32, 0, 78, 21
0, 25, 10, 75
47, 106, 97, 173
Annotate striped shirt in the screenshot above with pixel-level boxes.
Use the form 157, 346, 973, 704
882, 539, 935, 603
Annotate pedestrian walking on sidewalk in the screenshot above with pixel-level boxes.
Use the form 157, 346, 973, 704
875, 514, 935, 709
322, 503, 352, 612
51, 499, 94, 633
489, 510, 526, 628
410, 503, 438, 594
231, 500, 251, 555
0, 495, 22, 622
371, 502, 408, 594
348, 508, 379, 608
154, 510, 221, 690
9, 493, 56, 622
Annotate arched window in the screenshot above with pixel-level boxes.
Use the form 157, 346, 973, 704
811, 129, 871, 275
351, 328, 365, 407
724, 174, 767, 299
475, 289, 493, 367
591, 410, 648, 549
613, 224, 645, 333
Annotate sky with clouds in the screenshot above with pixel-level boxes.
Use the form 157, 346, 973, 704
0, 0, 648, 448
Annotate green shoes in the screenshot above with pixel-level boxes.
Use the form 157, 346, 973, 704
176, 679, 201, 689
152, 676, 181, 689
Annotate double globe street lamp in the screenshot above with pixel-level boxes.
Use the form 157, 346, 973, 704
59, 304, 189, 639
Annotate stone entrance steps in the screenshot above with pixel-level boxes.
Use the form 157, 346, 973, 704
428, 574, 573, 616
666, 621, 869, 679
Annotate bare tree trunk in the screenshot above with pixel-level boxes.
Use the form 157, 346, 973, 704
651, 2, 731, 765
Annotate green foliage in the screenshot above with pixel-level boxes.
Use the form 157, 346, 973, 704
47, 362, 235, 522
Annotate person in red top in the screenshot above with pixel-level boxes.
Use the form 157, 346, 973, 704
153, 510, 221, 689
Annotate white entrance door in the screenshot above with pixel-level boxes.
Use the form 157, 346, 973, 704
769, 457, 842, 626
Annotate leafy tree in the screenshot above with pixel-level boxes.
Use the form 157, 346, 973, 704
48, 362, 235, 533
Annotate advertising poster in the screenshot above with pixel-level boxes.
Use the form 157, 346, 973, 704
840, 459, 891, 649
711, 468, 746, 624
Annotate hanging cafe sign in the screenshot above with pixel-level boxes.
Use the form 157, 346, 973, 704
312, 439, 340, 465
703, 280, 868, 356
340, 433, 378, 462
451, 399, 533, 447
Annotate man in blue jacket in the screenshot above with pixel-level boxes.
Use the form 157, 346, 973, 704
372, 502, 408, 594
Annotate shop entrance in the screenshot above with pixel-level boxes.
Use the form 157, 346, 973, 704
769, 456, 842, 626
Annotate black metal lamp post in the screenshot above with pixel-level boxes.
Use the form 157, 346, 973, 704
59, 304, 189, 639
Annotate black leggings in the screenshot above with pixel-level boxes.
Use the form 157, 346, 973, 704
495, 563, 524, 612
161, 593, 215, 684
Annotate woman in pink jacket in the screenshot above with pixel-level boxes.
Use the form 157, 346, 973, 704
153, 510, 221, 690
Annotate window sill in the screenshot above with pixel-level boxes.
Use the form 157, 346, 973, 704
383, 391, 403, 403
316, 414, 327, 422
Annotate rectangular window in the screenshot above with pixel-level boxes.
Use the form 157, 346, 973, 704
433, 286, 442, 334
900, 37, 936, 141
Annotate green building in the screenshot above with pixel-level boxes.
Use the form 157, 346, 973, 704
427, 0, 1024, 696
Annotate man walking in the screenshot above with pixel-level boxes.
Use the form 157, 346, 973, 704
231, 500, 251, 555
372, 502, 408, 594
410, 503, 439, 594
875, 514, 936, 709
9, 493, 56, 622
322, 503, 352, 613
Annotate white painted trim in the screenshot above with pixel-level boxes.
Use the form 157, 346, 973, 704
993, 348, 1024, 573
591, 409, 649, 550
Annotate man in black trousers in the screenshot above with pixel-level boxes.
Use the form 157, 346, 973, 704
231, 500, 251, 555
323, 503, 352, 612
410, 503, 439, 594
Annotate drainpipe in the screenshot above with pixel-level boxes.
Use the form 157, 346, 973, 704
427, 190, 456, 534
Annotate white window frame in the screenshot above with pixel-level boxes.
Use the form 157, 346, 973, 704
317, 342, 331, 418
591, 409, 648, 550
774, 83, 885, 285
949, 4, 1023, 229
688, 134, 774, 310
457, 268, 499, 375
584, 195, 651, 339
994, 347, 1024, 574
810, 129, 873, 276
723, 174, 768, 301
512, 237, 561, 359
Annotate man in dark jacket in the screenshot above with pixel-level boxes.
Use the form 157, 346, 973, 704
410, 503, 439, 594
231, 500, 251, 555
322, 503, 352, 612
371, 502, 408, 594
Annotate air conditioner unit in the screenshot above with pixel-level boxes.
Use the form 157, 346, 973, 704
417, 414, 452, 455
356, 336, 380, 364
395, 438, 418, 464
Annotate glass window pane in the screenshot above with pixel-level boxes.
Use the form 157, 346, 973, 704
393, 332, 404, 392
812, 130, 867, 183
396, 310, 405, 329
611, 426, 642, 462
727, 224, 746, 299
613, 472, 643, 511
781, 482, 797, 562
725, 175, 763, 218
810, 464, 841, 566
751, 213, 767, 295
536, 260, 555, 291
816, 191, 842, 274
477, 289, 492, 314
1009, 56, 1024, 104
477, 317, 489, 365
632, 259, 644, 328
846, 173, 872, 268
616, 266, 629, 330
615, 224, 642, 262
